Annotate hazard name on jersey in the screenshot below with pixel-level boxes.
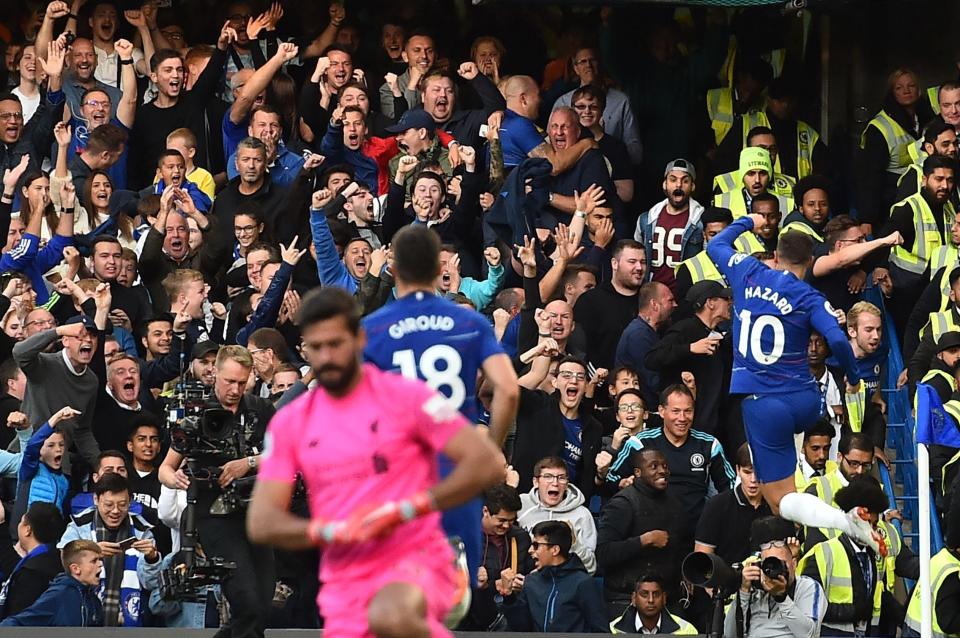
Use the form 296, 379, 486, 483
744, 285, 794, 315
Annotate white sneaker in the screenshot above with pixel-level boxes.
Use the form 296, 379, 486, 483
844, 507, 887, 558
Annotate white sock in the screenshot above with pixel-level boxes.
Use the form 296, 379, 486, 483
778, 491, 849, 532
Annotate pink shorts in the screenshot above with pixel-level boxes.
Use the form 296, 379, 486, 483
318, 546, 459, 638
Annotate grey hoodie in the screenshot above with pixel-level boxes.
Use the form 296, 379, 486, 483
518, 483, 598, 574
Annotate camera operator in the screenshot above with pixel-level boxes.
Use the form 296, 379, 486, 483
724, 516, 825, 638
158, 345, 276, 638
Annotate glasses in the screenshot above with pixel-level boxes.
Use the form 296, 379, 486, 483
25, 318, 56, 328
557, 371, 586, 381
82, 100, 111, 109
759, 540, 788, 550
837, 235, 867, 245
0, 112, 24, 122
537, 473, 569, 484
574, 57, 597, 66
618, 402, 644, 413
234, 225, 258, 235
844, 459, 873, 471
572, 103, 600, 112
530, 541, 558, 550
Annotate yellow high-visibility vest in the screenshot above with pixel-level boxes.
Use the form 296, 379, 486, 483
714, 169, 796, 199
922, 309, 960, 342
706, 87, 768, 146
781, 219, 824, 243
794, 460, 839, 492
798, 537, 882, 628
713, 189, 794, 220
904, 547, 960, 638
889, 193, 956, 275
675, 251, 724, 285
734, 231, 768, 256
860, 110, 914, 176
929, 85, 943, 115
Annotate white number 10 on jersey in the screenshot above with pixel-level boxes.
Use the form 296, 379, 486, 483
392, 345, 467, 408
737, 309, 785, 365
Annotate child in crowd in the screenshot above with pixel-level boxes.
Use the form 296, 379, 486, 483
14, 406, 80, 524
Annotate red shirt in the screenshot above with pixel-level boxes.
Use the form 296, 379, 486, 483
650, 208, 690, 291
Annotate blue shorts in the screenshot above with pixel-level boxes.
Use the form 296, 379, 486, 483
741, 387, 822, 483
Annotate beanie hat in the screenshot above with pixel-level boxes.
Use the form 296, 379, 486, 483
739, 147, 773, 180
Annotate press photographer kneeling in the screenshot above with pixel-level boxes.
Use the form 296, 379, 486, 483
723, 517, 826, 638
158, 345, 276, 638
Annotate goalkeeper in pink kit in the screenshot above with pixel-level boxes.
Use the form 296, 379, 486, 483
247, 287, 504, 638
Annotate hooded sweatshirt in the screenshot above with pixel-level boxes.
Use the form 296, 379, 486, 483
0, 572, 103, 626
518, 483, 598, 574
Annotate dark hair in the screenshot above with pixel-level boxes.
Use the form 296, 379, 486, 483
556, 355, 587, 375
746, 126, 775, 145
614, 387, 644, 409
793, 174, 831, 206
634, 571, 667, 592
751, 250, 775, 262
80, 170, 117, 229
321, 44, 353, 58
776, 231, 814, 266
571, 84, 607, 112
91, 234, 122, 253
702, 206, 734, 225
483, 483, 521, 514
79, 87, 111, 106
248, 327, 290, 361
392, 225, 441, 286
296, 287, 361, 334
85, 123, 128, 156
157, 149, 185, 167
804, 419, 835, 441
0, 93, 22, 107
558, 263, 598, 296
610, 365, 639, 382
735, 443, 753, 469
533, 456, 566, 476
924, 119, 955, 146
659, 383, 693, 406
612, 239, 643, 260
17, 170, 58, 234
149, 48, 182, 72
531, 520, 572, 558
341, 105, 365, 120
735, 56, 773, 86
839, 433, 874, 456
924, 154, 958, 176
750, 515, 796, 548
94, 471, 130, 497
492, 288, 523, 313
339, 80, 369, 97
320, 163, 355, 188
413, 170, 446, 197
824, 214, 859, 247
22, 502, 66, 544
96, 449, 127, 471
127, 419, 161, 441
0, 358, 20, 395
245, 240, 280, 261
750, 191, 780, 211
834, 475, 888, 514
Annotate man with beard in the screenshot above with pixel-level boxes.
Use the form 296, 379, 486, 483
782, 175, 832, 250
883, 155, 957, 338
247, 287, 504, 637
714, 146, 793, 219
129, 23, 233, 189
360, 225, 519, 583
635, 159, 704, 293
412, 62, 506, 146
226, 105, 305, 188
897, 119, 959, 203
188, 341, 218, 389
796, 420, 838, 490
160, 345, 275, 638
379, 32, 435, 119
732, 192, 781, 255
14, 315, 101, 477
574, 239, 646, 371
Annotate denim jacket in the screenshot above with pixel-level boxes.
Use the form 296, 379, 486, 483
633, 198, 706, 277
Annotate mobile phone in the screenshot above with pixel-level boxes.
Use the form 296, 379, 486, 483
118, 537, 137, 551
479, 124, 489, 137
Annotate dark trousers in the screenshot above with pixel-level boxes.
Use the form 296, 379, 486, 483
197, 513, 276, 638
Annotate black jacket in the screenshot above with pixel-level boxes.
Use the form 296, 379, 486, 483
596, 479, 685, 602
462, 525, 534, 631
511, 388, 602, 502
396, 73, 507, 146
0, 544, 63, 620
645, 315, 732, 436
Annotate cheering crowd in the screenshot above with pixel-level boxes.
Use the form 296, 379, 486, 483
0, 0, 958, 636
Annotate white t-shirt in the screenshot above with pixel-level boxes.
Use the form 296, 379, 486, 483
11, 87, 40, 124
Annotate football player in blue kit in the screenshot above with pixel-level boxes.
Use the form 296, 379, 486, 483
707, 214, 886, 555
362, 225, 520, 580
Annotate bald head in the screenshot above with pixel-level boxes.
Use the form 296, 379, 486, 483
543, 298, 575, 342
230, 68, 254, 90
503, 75, 541, 120
548, 107, 581, 151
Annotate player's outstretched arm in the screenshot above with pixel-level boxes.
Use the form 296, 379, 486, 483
247, 479, 315, 550
432, 423, 506, 511
705, 215, 755, 279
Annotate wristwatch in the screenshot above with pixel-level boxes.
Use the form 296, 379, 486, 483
246, 455, 258, 469
574, 210, 586, 219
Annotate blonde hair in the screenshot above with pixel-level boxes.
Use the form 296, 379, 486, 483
61, 539, 102, 571
161, 269, 203, 302
887, 67, 919, 93
847, 301, 881, 331
216, 344, 252, 371
166, 127, 197, 149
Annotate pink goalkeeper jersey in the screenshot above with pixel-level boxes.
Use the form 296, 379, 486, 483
258, 363, 468, 582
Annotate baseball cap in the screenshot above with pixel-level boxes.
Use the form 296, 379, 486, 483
64, 314, 98, 332
192, 340, 220, 360
739, 147, 772, 178
686, 280, 732, 309
385, 109, 436, 134
937, 331, 960, 353
664, 158, 696, 182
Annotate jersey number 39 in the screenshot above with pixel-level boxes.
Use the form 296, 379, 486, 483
392, 345, 466, 408
737, 309, 785, 365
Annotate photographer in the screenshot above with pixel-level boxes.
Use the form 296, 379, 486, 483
724, 516, 825, 638
158, 345, 276, 638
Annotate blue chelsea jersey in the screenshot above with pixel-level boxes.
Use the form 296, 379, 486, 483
707, 218, 861, 395
362, 292, 503, 422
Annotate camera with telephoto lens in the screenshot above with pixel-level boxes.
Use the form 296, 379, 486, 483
759, 556, 788, 582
